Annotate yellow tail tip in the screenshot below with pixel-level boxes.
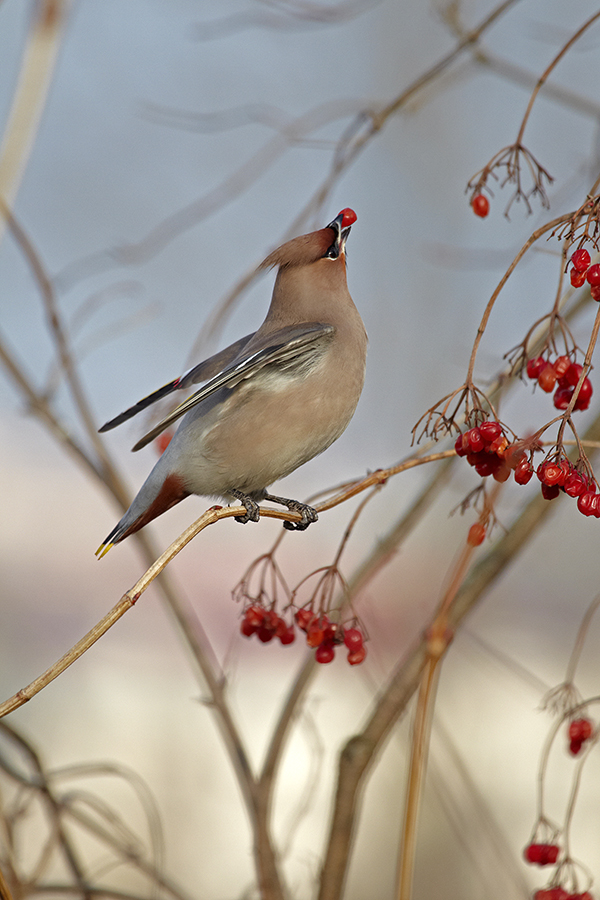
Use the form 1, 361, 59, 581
95, 542, 113, 559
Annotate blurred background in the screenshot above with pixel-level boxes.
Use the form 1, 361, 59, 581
2, 1, 600, 897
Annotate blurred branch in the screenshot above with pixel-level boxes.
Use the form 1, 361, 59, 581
0, 865, 13, 900
0, 723, 194, 900
192, 0, 379, 39
0, 0, 71, 243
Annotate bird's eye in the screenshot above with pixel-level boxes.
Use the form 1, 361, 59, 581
324, 244, 339, 260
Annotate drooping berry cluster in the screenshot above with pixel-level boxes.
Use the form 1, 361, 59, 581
526, 355, 593, 411
508, 446, 600, 514
453, 419, 600, 520
240, 603, 367, 665
534, 889, 594, 900
295, 609, 367, 665
240, 604, 295, 644
568, 717, 594, 756
454, 420, 510, 481
569, 248, 600, 301
524, 843, 560, 866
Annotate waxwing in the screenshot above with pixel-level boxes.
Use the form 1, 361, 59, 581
96, 209, 366, 557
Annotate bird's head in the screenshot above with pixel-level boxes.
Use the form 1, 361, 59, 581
260, 208, 357, 270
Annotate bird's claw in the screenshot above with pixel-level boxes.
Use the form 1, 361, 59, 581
231, 490, 260, 524
263, 493, 318, 530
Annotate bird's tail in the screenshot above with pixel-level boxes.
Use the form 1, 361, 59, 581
95, 471, 189, 558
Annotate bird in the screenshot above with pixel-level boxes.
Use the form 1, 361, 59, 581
95, 208, 367, 558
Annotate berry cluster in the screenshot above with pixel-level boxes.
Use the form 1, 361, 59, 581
524, 843, 560, 866
240, 603, 367, 665
534, 890, 593, 900
295, 609, 367, 665
509, 448, 599, 514
569, 248, 600, 301
454, 420, 510, 481
471, 194, 490, 218
568, 717, 594, 756
526, 355, 593, 412
241, 604, 295, 644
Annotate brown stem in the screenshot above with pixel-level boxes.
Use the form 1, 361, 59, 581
515, 10, 600, 147
465, 212, 575, 385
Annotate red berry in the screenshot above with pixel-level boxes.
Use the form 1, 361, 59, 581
564, 471, 586, 497
279, 626, 296, 645
295, 609, 315, 631
454, 433, 468, 457
338, 208, 357, 228
553, 386, 573, 410
572, 247, 591, 271
574, 377, 593, 410
591, 284, 600, 302
347, 646, 367, 665
244, 605, 265, 627
257, 626, 275, 643
514, 458, 534, 484
343, 627, 364, 653
578, 491, 599, 516
537, 461, 565, 487
315, 641, 335, 664
525, 843, 543, 864
273, 615, 288, 639
488, 434, 507, 455
471, 194, 489, 217
323, 621, 340, 643
569, 718, 593, 742
571, 268, 587, 288
527, 357, 546, 379
467, 522, 485, 547
541, 483, 560, 500
479, 420, 502, 443
306, 620, 326, 647
540, 844, 559, 865
565, 362, 584, 387
467, 427, 484, 452
587, 263, 600, 286
554, 356, 571, 377
570, 738, 583, 755
241, 619, 257, 637
538, 365, 557, 392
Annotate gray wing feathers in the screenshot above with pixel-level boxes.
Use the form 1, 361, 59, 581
131, 323, 335, 451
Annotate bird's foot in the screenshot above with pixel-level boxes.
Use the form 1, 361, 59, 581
230, 489, 260, 524
263, 493, 318, 531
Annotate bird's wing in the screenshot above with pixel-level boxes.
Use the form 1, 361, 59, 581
98, 332, 256, 433
131, 322, 335, 451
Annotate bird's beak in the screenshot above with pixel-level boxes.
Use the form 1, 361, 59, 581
325, 212, 351, 259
